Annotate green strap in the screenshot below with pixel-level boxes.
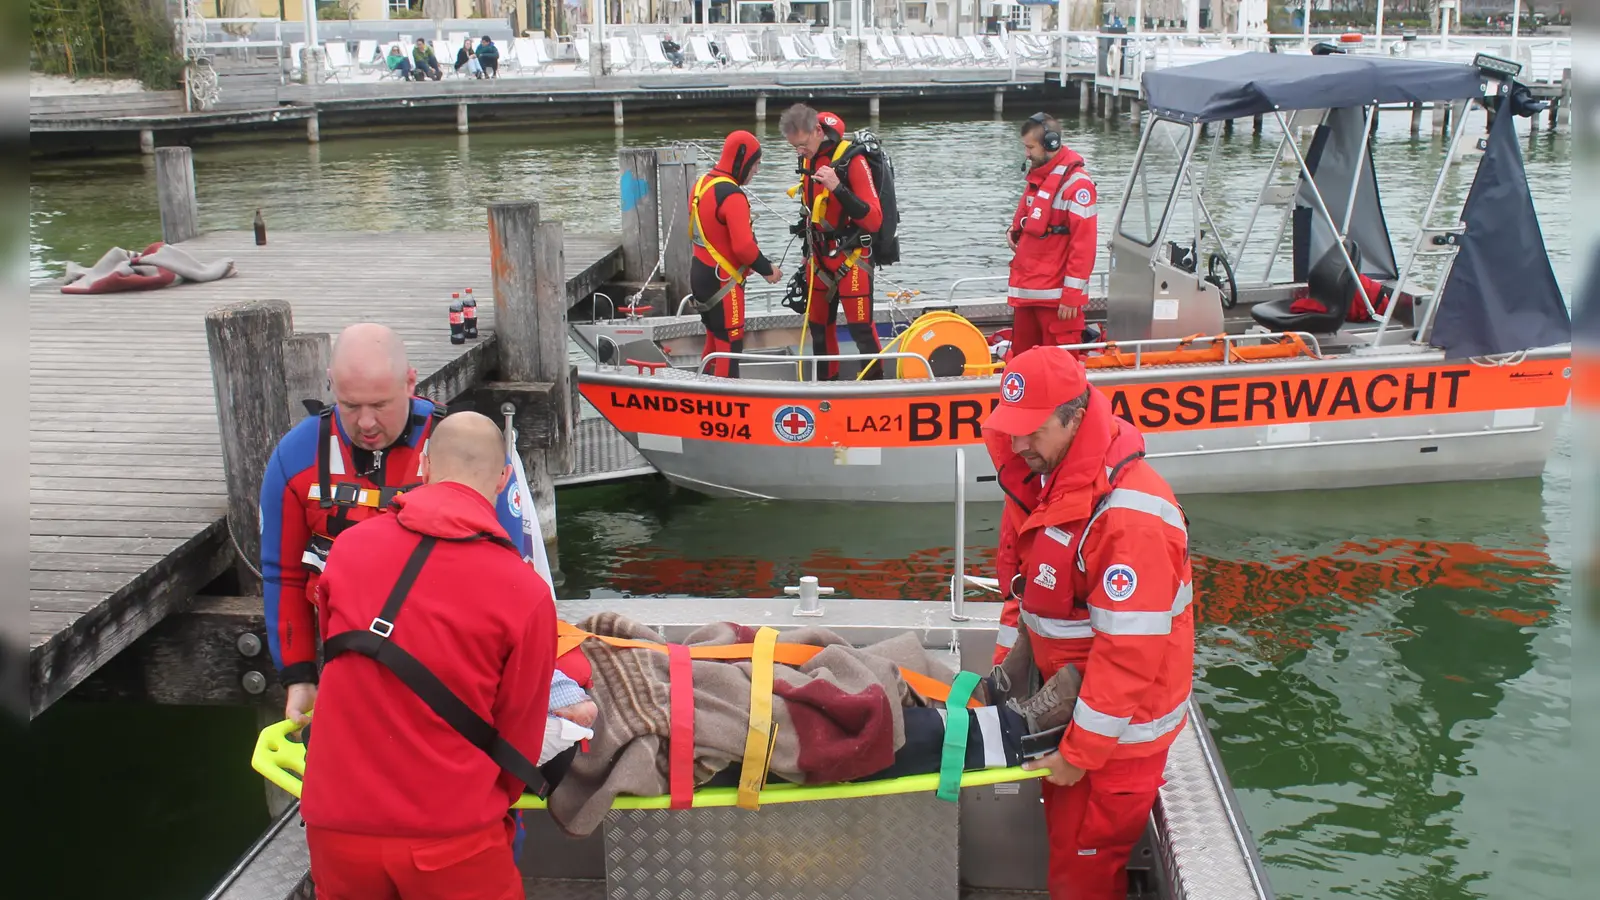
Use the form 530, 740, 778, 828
936, 671, 982, 803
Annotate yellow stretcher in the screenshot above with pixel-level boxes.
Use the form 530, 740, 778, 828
251, 717, 1046, 811
252, 625, 1048, 811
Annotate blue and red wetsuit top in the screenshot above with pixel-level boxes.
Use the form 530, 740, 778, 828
259, 397, 534, 686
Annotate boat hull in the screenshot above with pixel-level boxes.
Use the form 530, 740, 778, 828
579, 347, 1571, 502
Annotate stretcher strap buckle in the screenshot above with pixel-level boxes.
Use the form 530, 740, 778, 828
369, 616, 395, 637
333, 483, 361, 506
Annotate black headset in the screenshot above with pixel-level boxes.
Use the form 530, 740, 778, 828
1028, 112, 1061, 152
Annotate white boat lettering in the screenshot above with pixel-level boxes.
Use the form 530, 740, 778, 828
1106, 369, 1470, 430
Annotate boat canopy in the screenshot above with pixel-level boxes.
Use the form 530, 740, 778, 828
1141, 52, 1486, 123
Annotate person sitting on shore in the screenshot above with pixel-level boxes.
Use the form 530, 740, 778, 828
476, 35, 500, 78
412, 38, 443, 81
386, 44, 420, 81
661, 36, 685, 68
456, 37, 484, 77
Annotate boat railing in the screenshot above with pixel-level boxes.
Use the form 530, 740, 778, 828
946, 267, 1111, 303
1056, 330, 1324, 368
697, 349, 935, 379
949, 447, 1003, 625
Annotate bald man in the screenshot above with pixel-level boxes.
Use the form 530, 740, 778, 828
259, 323, 549, 731
301, 411, 558, 900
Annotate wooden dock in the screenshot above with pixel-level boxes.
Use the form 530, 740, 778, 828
28, 227, 633, 718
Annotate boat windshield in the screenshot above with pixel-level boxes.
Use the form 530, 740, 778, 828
1117, 117, 1192, 247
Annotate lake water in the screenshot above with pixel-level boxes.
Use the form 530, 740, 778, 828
29, 106, 1573, 899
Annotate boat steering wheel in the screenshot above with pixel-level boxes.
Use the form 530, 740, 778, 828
1205, 251, 1238, 310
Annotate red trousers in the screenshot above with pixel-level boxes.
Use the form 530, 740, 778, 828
307, 819, 524, 900
1009, 305, 1084, 358
806, 259, 881, 380
699, 282, 746, 378
1040, 751, 1168, 900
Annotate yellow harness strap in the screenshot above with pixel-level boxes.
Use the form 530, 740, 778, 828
690, 174, 747, 284
737, 626, 780, 809
556, 621, 978, 709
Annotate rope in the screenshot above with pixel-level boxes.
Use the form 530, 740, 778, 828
231, 525, 265, 579
1470, 349, 1530, 367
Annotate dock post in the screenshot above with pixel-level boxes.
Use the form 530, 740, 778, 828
1130, 99, 1144, 128
139, 129, 155, 155
154, 146, 200, 245
204, 300, 295, 594
1410, 101, 1423, 136
655, 146, 697, 306
619, 147, 661, 291
281, 332, 332, 424
487, 201, 569, 569
1253, 114, 1263, 134
870, 95, 881, 119
756, 92, 768, 121
457, 103, 469, 135
1078, 79, 1091, 118
1558, 70, 1571, 129
613, 99, 625, 127
1431, 102, 1448, 136
993, 90, 1003, 115
306, 111, 320, 144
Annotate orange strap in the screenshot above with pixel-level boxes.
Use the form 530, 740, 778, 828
557, 621, 980, 709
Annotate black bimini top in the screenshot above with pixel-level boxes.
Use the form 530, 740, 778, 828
1141, 52, 1486, 123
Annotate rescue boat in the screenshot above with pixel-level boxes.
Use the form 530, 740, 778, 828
572, 51, 1572, 503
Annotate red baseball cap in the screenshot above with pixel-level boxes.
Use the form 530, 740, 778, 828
981, 347, 1089, 436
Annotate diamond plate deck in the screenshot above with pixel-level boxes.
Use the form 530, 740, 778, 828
601, 794, 959, 900
208, 804, 312, 900
558, 417, 655, 487
1155, 701, 1276, 900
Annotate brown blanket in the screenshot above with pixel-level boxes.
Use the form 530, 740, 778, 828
546, 612, 964, 837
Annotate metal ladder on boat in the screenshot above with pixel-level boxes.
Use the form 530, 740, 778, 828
1385, 97, 1494, 345
1232, 108, 1324, 284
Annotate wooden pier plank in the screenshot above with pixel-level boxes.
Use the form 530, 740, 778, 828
28, 227, 623, 718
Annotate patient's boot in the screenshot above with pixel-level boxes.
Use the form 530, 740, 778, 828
984, 624, 1037, 706
1006, 664, 1083, 735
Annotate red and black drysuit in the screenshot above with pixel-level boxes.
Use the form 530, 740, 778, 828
691, 131, 774, 379
798, 110, 886, 380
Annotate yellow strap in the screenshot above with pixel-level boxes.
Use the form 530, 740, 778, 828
797, 140, 853, 225
690, 174, 747, 285
737, 626, 779, 810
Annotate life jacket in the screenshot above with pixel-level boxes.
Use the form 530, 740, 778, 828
1008, 146, 1095, 308
300, 399, 447, 574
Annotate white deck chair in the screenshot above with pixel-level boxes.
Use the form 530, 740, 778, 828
688, 34, 725, 67
809, 34, 839, 65
962, 34, 991, 64
985, 34, 1011, 64
288, 41, 305, 74
641, 34, 678, 70
898, 34, 928, 66
321, 42, 353, 80
614, 36, 639, 71
355, 39, 381, 72
725, 32, 760, 68
775, 34, 813, 67
862, 34, 891, 67
512, 37, 547, 73
876, 33, 907, 66
938, 35, 975, 65
574, 39, 591, 67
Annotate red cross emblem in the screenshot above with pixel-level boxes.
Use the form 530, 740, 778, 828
1103, 564, 1137, 601
772, 405, 816, 443
1109, 572, 1132, 593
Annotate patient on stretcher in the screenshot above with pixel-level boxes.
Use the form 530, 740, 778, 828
537, 613, 1080, 837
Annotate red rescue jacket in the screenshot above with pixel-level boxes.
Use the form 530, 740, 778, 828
301, 481, 557, 838
1008, 145, 1097, 311
987, 389, 1195, 771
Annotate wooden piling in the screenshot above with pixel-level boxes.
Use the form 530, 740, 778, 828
457, 102, 469, 135
139, 129, 154, 155
281, 332, 332, 424
756, 92, 768, 120
613, 99, 625, 126
1253, 114, 1263, 134
1078, 79, 1091, 118
204, 300, 295, 594
1410, 101, 1422, 137
155, 146, 200, 245
993, 90, 1003, 115
655, 146, 697, 306
306, 111, 320, 143
618, 147, 662, 288
487, 201, 569, 566
870, 95, 881, 118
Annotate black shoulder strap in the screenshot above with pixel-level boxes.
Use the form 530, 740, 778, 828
317, 407, 335, 510
321, 535, 554, 798
1105, 450, 1146, 488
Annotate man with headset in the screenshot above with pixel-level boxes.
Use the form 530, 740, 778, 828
1004, 113, 1099, 358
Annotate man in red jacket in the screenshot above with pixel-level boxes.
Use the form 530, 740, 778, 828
989, 348, 1195, 900
781, 104, 886, 380
302, 411, 557, 900
1006, 114, 1098, 357
691, 130, 783, 378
